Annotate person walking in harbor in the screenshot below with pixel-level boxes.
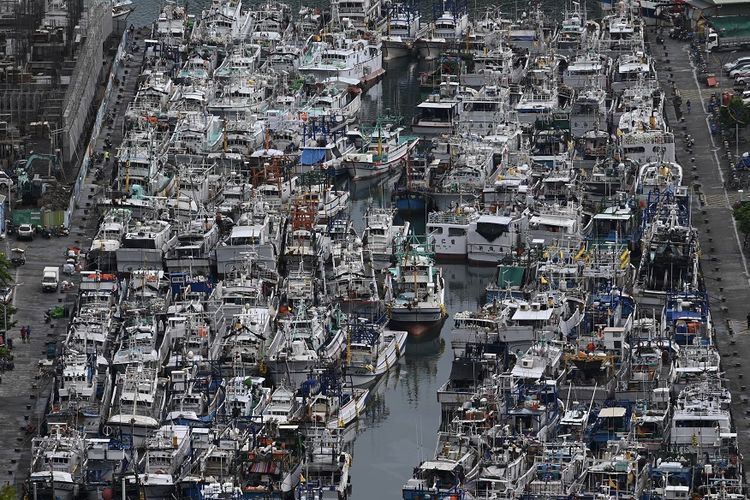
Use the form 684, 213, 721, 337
686, 100, 691, 114
20, 326, 26, 343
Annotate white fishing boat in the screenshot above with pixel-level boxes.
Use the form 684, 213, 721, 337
466, 213, 525, 265
112, 0, 134, 18
106, 364, 165, 447
411, 80, 463, 135
427, 206, 480, 261
414, 2, 469, 60
344, 321, 408, 387
299, 31, 383, 83
362, 207, 410, 269
30, 427, 87, 500
343, 123, 419, 180
261, 387, 302, 424
308, 387, 370, 429
382, 3, 426, 60
295, 430, 352, 499
384, 238, 448, 339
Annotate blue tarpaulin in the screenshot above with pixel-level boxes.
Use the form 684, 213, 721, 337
300, 148, 327, 165
735, 154, 750, 170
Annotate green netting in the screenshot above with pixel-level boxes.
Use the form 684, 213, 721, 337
496, 266, 525, 288
708, 16, 750, 39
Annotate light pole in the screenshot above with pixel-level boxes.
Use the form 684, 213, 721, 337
726, 104, 747, 159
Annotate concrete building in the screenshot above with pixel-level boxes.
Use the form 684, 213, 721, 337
0, 0, 112, 168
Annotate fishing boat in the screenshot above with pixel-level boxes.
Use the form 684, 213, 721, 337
413, 0, 469, 60
382, 2, 426, 60
362, 207, 410, 269
426, 205, 480, 261
298, 30, 384, 83
106, 364, 166, 447
343, 319, 408, 387
307, 382, 370, 429
112, 0, 134, 19
261, 386, 303, 424
296, 429, 352, 499
29, 427, 87, 500
384, 237, 448, 339
343, 122, 419, 180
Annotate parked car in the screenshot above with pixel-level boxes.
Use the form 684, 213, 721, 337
16, 224, 34, 241
724, 56, 750, 73
729, 64, 750, 78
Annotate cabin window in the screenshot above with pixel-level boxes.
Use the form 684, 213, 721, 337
448, 228, 465, 237
475, 223, 508, 242
432, 227, 444, 235
675, 419, 721, 428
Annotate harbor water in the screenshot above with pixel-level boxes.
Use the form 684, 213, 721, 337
345, 167, 496, 497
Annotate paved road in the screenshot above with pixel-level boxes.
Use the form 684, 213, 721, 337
0, 232, 77, 490
647, 28, 750, 474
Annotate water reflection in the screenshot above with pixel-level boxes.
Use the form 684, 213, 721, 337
348, 262, 494, 499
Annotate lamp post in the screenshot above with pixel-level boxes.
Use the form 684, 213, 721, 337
726, 104, 747, 160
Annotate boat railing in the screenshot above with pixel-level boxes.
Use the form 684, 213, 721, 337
427, 210, 476, 225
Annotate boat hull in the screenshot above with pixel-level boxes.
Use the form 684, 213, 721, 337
382, 39, 412, 60
414, 39, 446, 60
29, 481, 77, 500
347, 162, 395, 180
393, 191, 428, 214
346, 141, 414, 181
388, 311, 446, 341
410, 122, 453, 136
327, 389, 369, 429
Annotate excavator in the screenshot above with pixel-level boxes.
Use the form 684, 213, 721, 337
13, 152, 61, 204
